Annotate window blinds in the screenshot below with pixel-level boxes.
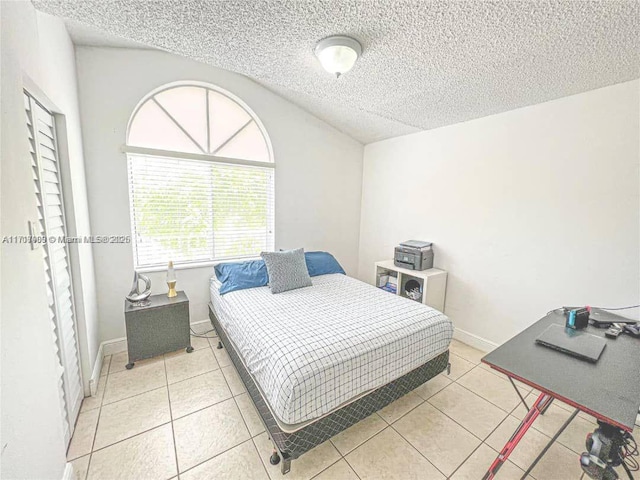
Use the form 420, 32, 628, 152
128, 154, 275, 268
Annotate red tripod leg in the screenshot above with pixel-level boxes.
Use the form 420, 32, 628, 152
482, 392, 553, 480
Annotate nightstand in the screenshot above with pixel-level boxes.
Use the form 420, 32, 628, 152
124, 291, 192, 369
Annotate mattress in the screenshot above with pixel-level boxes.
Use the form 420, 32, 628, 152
209, 273, 453, 427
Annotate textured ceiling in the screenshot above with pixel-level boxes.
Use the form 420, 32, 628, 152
63, 18, 155, 49
34, 1, 640, 144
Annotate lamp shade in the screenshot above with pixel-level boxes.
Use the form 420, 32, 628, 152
315, 36, 362, 77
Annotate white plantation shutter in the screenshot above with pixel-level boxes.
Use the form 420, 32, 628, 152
25, 92, 83, 445
126, 84, 275, 269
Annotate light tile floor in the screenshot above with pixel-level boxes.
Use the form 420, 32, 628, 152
68, 336, 634, 480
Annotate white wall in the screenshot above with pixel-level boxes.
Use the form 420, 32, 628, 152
1, 3, 98, 478
358, 80, 640, 348
35, 12, 101, 395
74, 47, 364, 343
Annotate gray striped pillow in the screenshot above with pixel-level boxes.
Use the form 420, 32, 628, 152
261, 248, 312, 294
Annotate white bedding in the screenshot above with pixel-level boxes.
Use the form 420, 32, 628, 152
209, 273, 453, 427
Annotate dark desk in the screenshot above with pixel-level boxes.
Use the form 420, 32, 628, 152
481, 312, 640, 479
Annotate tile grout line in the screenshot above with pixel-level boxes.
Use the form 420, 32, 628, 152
169, 386, 231, 422
200, 342, 272, 478
481, 414, 542, 479
213, 341, 350, 480
423, 396, 489, 444
377, 361, 507, 477
321, 354, 491, 477
172, 341, 275, 476
83, 386, 175, 456
163, 354, 181, 478
454, 360, 592, 455
81, 354, 110, 480
178, 437, 262, 477
249, 437, 275, 480
445, 405, 528, 479
92, 378, 248, 479
330, 437, 363, 480
100, 384, 169, 409
84, 350, 230, 458
446, 442, 487, 479
326, 413, 372, 479
452, 374, 520, 416
386, 424, 449, 479
411, 350, 513, 477
378, 394, 428, 427
70, 338, 240, 478
307, 456, 349, 480
456, 363, 534, 399
451, 365, 559, 436
342, 450, 367, 480
404, 350, 525, 478
322, 413, 369, 479
505, 394, 589, 455
87, 421, 175, 456
78, 341, 549, 479
348, 364, 467, 435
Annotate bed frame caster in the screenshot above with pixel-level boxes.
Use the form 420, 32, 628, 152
269, 450, 280, 465
125, 363, 134, 370
446, 362, 451, 375
217, 341, 223, 349
186, 346, 194, 353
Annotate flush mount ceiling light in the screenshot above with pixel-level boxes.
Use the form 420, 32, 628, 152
314, 36, 362, 78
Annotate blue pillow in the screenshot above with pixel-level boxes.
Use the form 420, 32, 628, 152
215, 260, 268, 295
305, 251, 346, 277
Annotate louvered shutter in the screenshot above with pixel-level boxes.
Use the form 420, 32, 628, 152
25, 92, 83, 446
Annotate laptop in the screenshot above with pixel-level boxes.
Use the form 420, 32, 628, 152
535, 324, 606, 363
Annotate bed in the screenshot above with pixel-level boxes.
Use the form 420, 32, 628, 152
208, 272, 453, 474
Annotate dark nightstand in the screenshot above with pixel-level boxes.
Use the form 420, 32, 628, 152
124, 291, 192, 369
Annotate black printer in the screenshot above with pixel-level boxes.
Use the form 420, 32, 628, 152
394, 240, 434, 271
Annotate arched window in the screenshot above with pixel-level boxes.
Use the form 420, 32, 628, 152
125, 83, 275, 269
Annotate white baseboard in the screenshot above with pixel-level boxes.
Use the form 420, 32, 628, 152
62, 462, 74, 480
88, 343, 104, 395
190, 318, 213, 334
99, 319, 213, 360
453, 327, 499, 353
102, 336, 127, 356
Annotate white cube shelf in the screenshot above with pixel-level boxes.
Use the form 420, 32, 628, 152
374, 260, 447, 312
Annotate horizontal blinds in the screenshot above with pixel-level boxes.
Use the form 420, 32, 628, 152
128, 154, 274, 268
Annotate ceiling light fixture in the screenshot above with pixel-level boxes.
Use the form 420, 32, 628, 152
314, 36, 362, 78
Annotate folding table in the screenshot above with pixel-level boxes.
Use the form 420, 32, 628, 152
481, 311, 640, 479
